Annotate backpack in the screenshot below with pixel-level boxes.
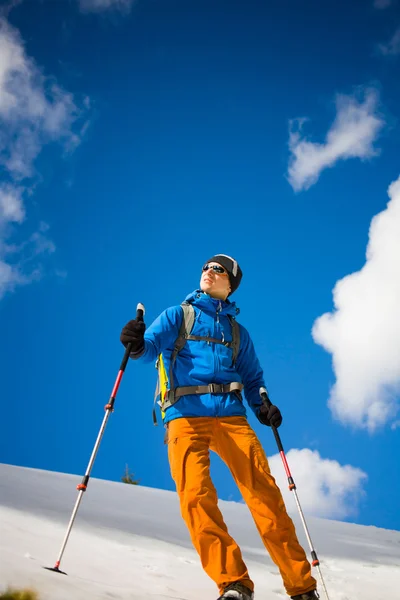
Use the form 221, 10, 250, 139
153, 301, 243, 425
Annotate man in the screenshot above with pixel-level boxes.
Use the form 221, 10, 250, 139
120, 254, 318, 600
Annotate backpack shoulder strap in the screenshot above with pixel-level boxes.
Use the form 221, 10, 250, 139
173, 301, 195, 358
164, 302, 196, 366
227, 315, 240, 365
167, 301, 195, 399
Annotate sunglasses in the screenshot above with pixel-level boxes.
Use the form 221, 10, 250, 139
202, 264, 227, 275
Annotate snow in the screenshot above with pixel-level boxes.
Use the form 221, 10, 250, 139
1, 464, 399, 599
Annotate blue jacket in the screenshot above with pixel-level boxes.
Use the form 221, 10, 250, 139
135, 290, 266, 423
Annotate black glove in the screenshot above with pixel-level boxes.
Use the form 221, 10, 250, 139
257, 404, 282, 428
120, 319, 146, 354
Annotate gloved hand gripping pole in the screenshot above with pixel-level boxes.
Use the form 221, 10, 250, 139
259, 387, 330, 600
45, 303, 145, 575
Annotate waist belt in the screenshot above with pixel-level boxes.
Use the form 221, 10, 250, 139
171, 381, 243, 401
154, 380, 244, 424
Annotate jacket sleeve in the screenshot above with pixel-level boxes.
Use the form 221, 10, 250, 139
130, 305, 182, 363
235, 324, 266, 417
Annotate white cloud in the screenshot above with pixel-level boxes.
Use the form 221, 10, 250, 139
0, 223, 56, 299
0, 0, 23, 18
268, 448, 367, 519
379, 28, 400, 56
0, 184, 25, 224
0, 19, 83, 179
0, 17, 88, 298
312, 176, 400, 431
0, 260, 27, 298
373, 0, 393, 8
78, 0, 135, 13
287, 90, 384, 192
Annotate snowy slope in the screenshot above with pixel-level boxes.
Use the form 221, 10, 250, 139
0, 463, 399, 600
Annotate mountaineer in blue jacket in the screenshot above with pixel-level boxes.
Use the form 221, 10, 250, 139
120, 254, 318, 600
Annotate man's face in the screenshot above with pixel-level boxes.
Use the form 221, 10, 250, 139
200, 262, 231, 300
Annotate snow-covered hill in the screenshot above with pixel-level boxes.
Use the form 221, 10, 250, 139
1, 464, 399, 600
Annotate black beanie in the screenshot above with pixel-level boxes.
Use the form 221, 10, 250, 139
204, 254, 243, 295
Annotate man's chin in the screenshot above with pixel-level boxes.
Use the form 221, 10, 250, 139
201, 287, 211, 295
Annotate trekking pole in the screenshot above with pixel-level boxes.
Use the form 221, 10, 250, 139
45, 303, 145, 575
259, 387, 330, 600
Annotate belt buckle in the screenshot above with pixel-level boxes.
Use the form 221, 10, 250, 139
209, 383, 219, 394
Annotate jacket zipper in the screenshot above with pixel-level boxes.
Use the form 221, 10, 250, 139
215, 301, 222, 374
214, 301, 222, 416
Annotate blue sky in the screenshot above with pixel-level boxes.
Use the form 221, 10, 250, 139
0, 0, 399, 533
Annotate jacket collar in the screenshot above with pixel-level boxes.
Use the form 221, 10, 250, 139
184, 290, 240, 317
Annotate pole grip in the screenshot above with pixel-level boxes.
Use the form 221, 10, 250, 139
259, 387, 284, 452
136, 303, 145, 322
120, 302, 146, 371
259, 386, 272, 409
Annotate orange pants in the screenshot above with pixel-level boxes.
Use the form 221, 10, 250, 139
167, 416, 317, 597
